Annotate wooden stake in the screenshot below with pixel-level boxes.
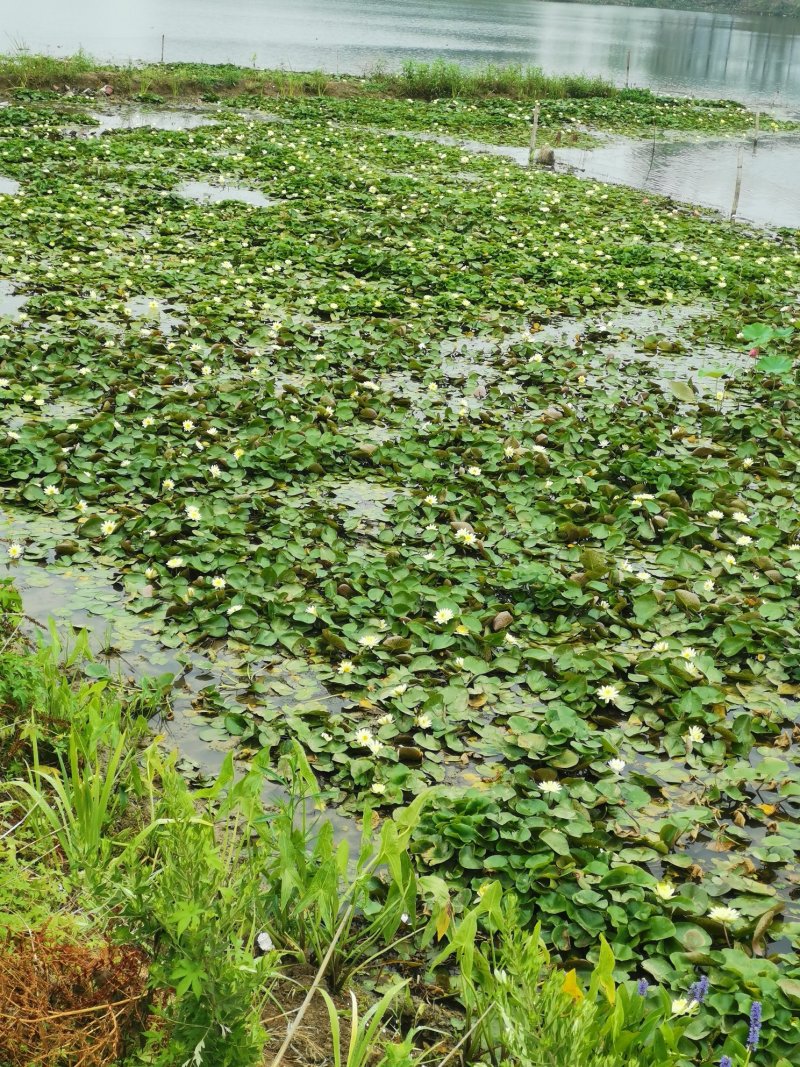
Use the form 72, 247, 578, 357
730, 144, 744, 219
753, 109, 760, 144
160, 34, 165, 64
528, 102, 540, 167
625, 49, 631, 88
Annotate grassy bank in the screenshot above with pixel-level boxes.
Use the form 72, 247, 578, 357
0, 583, 729, 1066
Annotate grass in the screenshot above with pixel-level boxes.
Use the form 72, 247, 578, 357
0, 51, 623, 103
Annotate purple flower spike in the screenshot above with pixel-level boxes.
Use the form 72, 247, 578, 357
689, 974, 709, 1004
747, 1001, 762, 1050
719, 1057, 732, 1067
636, 978, 649, 996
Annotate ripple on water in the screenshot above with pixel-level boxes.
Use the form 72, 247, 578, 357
174, 180, 276, 207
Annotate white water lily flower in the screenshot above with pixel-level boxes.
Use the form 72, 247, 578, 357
182, 419, 194, 432
732, 511, 749, 523
211, 576, 226, 590
7, 543, 22, 560
355, 728, 373, 747
742, 457, 754, 468
455, 529, 477, 546
391, 683, 408, 697
358, 634, 381, 648
75, 500, 88, 514
185, 504, 201, 522
166, 556, 184, 569
708, 905, 740, 924
596, 684, 620, 702
653, 640, 669, 653
434, 608, 454, 625
724, 553, 736, 565
377, 713, 394, 726
226, 604, 243, 616
415, 713, 432, 729
467, 465, 482, 476
163, 478, 175, 491
423, 494, 438, 506
539, 780, 562, 795
654, 881, 676, 900
708, 510, 724, 521
681, 647, 697, 661
736, 535, 752, 546
144, 566, 157, 580
43, 484, 60, 496
371, 782, 386, 795
607, 758, 626, 774
142, 416, 154, 428
337, 660, 355, 675
703, 579, 714, 592
685, 725, 705, 744
100, 520, 116, 536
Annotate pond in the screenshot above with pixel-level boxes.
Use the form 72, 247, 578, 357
9, 0, 800, 112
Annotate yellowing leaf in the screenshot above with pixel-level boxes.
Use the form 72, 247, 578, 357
436, 904, 452, 942
561, 969, 584, 1001
758, 803, 777, 815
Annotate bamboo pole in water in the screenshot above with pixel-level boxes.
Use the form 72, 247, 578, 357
528, 103, 540, 167
753, 110, 760, 145
730, 145, 744, 219
625, 50, 631, 88
160, 34, 165, 64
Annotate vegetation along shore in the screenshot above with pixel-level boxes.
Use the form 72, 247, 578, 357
0, 55, 798, 1066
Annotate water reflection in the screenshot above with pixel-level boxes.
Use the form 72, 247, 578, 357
8, 0, 800, 111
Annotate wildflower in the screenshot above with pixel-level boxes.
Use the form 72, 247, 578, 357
434, 608, 454, 625
7, 542, 22, 560
685, 726, 704, 744
256, 931, 274, 953
358, 633, 381, 648
689, 975, 709, 1004
636, 978, 649, 996
338, 660, 355, 675
654, 881, 676, 900
355, 728, 373, 746
415, 713, 432, 729
596, 684, 620, 702
371, 782, 386, 795
211, 576, 226, 590
747, 1001, 762, 1050
539, 780, 562, 795
43, 484, 60, 497
100, 519, 116, 536
719, 1058, 732, 1067
708, 905, 740, 924
607, 758, 626, 774
671, 998, 697, 1016
166, 556, 183, 569
185, 504, 201, 522
736, 535, 752, 546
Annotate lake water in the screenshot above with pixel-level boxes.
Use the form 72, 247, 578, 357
5, 0, 800, 114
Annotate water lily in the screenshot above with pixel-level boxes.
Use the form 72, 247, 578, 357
166, 556, 184, 569
358, 633, 381, 648
708, 905, 740, 924
596, 684, 620, 702
100, 519, 116, 536
338, 660, 355, 674
185, 504, 201, 522
211, 576, 226, 590
654, 881, 676, 900
539, 780, 562, 795
607, 758, 626, 774
7, 542, 22, 560
371, 782, 386, 795
434, 608, 454, 625
685, 725, 704, 744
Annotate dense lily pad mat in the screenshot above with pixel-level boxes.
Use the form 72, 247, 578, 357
0, 100, 799, 1061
